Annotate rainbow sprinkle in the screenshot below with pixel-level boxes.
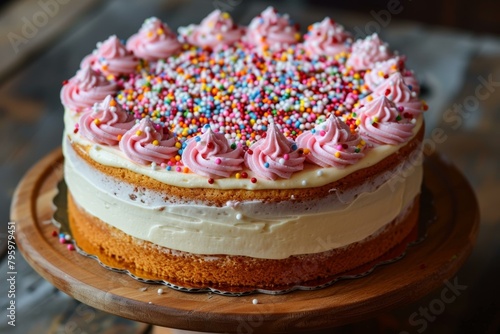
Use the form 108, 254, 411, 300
114, 43, 369, 149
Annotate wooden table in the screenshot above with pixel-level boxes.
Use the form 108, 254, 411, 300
2, 0, 500, 333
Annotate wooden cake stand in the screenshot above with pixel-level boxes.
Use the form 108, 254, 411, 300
11, 148, 479, 333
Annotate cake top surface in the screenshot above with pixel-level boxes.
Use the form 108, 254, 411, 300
62, 7, 427, 185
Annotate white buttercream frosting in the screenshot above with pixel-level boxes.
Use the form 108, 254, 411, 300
64, 137, 422, 259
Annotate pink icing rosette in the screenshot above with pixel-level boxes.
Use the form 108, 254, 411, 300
356, 96, 415, 145
78, 95, 135, 146
60, 65, 117, 112
245, 7, 300, 51
363, 56, 421, 94
244, 123, 305, 180
119, 118, 178, 165
81, 35, 138, 77
346, 33, 392, 71
126, 17, 181, 61
303, 17, 352, 57
296, 116, 365, 168
400, 69, 420, 94
368, 72, 424, 116
178, 10, 244, 49
363, 56, 403, 90
182, 127, 244, 178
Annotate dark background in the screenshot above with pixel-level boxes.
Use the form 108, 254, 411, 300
311, 0, 500, 35
1, 0, 499, 333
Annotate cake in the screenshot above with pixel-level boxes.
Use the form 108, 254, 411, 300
60, 8, 428, 291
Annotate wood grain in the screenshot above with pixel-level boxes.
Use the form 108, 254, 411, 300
11, 148, 479, 333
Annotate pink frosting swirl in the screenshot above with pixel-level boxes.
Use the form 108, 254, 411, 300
368, 72, 424, 116
178, 10, 244, 49
363, 56, 403, 90
78, 95, 135, 146
119, 118, 178, 165
363, 56, 421, 94
82, 35, 138, 77
303, 17, 352, 57
126, 17, 181, 61
246, 7, 300, 51
400, 69, 420, 94
296, 116, 365, 168
346, 33, 392, 71
244, 124, 305, 180
60, 65, 117, 112
357, 96, 415, 145
182, 128, 244, 178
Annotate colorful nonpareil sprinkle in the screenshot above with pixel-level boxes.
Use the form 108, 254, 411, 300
115, 44, 369, 150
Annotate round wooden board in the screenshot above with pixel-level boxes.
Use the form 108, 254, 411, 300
11, 148, 479, 333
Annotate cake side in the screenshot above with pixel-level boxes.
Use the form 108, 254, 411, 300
68, 192, 420, 289
64, 131, 423, 259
